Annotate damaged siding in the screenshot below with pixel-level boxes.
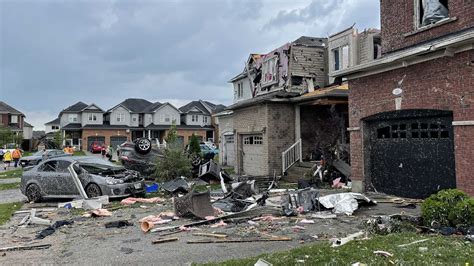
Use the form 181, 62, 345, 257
289, 45, 328, 93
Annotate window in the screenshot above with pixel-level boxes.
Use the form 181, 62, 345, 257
68, 114, 78, 123
165, 114, 171, 122
52, 125, 59, 130
237, 82, 244, 98
377, 122, 450, 139
203, 116, 208, 124
10, 115, 18, 123
333, 49, 340, 71
333, 46, 350, 71
261, 56, 278, 86
191, 115, 198, 122
341, 45, 349, 69
132, 117, 137, 122
225, 135, 234, 143
40, 161, 58, 172
416, 0, 449, 28
243, 135, 263, 145
116, 113, 124, 122
88, 114, 97, 121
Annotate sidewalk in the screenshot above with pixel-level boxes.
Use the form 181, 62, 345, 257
0, 177, 21, 184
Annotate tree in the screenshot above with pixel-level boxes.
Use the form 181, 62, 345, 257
165, 122, 178, 143
53, 130, 63, 148
189, 134, 201, 155
0, 126, 13, 146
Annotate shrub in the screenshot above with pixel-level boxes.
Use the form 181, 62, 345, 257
188, 134, 201, 155
421, 189, 472, 227
155, 147, 191, 182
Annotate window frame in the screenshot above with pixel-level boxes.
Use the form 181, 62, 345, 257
414, 0, 450, 30
116, 113, 125, 122
88, 113, 97, 121
68, 114, 78, 123
261, 55, 278, 86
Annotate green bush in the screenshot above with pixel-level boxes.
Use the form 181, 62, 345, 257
421, 189, 473, 227
188, 134, 201, 155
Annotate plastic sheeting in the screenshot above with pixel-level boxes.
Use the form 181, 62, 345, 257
318, 193, 375, 215
421, 0, 449, 26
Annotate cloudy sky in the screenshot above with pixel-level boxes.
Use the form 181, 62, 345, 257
0, 0, 379, 130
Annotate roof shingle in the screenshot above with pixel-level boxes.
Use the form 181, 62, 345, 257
0, 101, 24, 115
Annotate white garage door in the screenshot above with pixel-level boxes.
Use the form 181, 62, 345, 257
242, 134, 265, 176
223, 135, 235, 166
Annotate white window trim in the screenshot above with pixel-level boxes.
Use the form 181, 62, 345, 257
10, 115, 18, 123
116, 113, 125, 122
261, 55, 278, 86
414, 0, 450, 30
69, 114, 78, 123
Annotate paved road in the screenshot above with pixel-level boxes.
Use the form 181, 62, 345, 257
0, 188, 26, 204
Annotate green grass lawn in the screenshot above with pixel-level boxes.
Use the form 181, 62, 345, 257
0, 168, 23, 179
0, 202, 23, 225
23, 151, 33, 156
73, 151, 86, 156
0, 182, 20, 191
200, 233, 473, 265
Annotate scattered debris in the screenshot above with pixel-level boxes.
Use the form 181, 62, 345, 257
187, 237, 291, 244
162, 177, 190, 194
151, 237, 179, 244
255, 258, 273, 266
418, 247, 428, 253
104, 220, 133, 228
312, 211, 337, 219
330, 231, 365, 247
373, 250, 393, 257
192, 233, 227, 239
198, 160, 232, 184
397, 239, 429, 247
146, 183, 159, 193
174, 190, 215, 219
282, 188, 319, 216
83, 208, 112, 217
298, 219, 315, 224
0, 244, 52, 252
120, 197, 164, 205
318, 193, 376, 215
36, 220, 74, 239
210, 220, 227, 228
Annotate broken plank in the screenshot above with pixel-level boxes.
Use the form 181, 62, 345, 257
151, 237, 179, 244
192, 233, 227, 239
0, 244, 51, 252
187, 237, 291, 244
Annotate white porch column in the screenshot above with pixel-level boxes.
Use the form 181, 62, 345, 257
295, 105, 301, 142
62, 130, 66, 146
148, 130, 151, 139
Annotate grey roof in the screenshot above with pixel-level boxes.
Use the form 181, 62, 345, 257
111, 98, 153, 113
33, 131, 46, 139
142, 102, 162, 113
0, 101, 24, 115
45, 118, 60, 125
23, 121, 33, 127
62, 123, 82, 130
179, 101, 210, 115
228, 72, 248, 82
292, 36, 327, 47
62, 102, 88, 112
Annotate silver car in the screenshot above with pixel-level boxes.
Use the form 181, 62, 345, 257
20, 156, 146, 202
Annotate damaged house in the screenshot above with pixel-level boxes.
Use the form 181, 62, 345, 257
219, 33, 381, 178
332, 0, 474, 197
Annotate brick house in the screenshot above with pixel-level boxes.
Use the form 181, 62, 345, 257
332, 0, 474, 197
57, 99, 224, 150
0, 101, 34, 148
221, 32, 382, 177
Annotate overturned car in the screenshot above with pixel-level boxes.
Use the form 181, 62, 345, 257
20, 156, 145, 202
117, 138, 164, 176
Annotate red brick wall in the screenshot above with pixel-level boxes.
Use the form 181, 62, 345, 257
0, 114, 8, 127
349, 50, 474, 195
175, 129, 207, 146
380, 0, 474, 53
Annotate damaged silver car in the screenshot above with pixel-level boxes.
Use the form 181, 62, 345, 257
20, 156, 145, 202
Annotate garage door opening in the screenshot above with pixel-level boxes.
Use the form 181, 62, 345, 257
87, 136, 105, 152
110, 136, 128, 149
364, 109, 455, 199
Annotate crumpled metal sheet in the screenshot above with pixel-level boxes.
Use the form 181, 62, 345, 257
162, 177, 190, 194
174, 190, 215, 219
318, 193, 375, 215
281, 188, 319, 216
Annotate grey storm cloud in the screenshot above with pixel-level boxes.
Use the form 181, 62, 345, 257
0, 0, 379, 130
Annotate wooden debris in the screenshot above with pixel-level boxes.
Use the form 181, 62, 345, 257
192, 233, 227, 239
187, 237, 291, 244
397, 238, 429, 247
151, 237, 179, 244
0, 244, 51, 252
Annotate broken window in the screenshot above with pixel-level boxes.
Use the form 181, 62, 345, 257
291, 76, 303, 86
261, 56, 278, 86
333, 49, 340, 71
418, 0, 449, 27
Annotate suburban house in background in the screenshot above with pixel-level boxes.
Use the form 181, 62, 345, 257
219, 31, 382, 178
54, 98, 225, 151
0, 101, 34, 150
44, 117, 60, 140
332, 0, 474, 197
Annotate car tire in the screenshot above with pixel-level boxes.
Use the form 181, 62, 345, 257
191, 154, 201, 167
26, 184, 42, 203
85, 183, 102, 198
135, 138, 152, 155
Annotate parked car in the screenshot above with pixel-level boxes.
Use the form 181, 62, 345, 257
200, 143, 219, 158
20, 156, 145, 202
117, 138, 164, 176
90, 141, 104, 153
19, 149, 71, 167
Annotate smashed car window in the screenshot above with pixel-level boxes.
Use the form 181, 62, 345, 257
40, 161, 58, 172
56, 160, 71, 173
79, 163, 125, 175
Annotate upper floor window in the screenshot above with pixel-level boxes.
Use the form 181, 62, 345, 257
203, 116, 208, 124
237, 82, 243, 98
10, 115, 18, 123
333, 45, 349, 71
116, 113, 124, 122
68, 114, 78, 123
261, 56, 278, 86
52, 125, 60, 130
88, 114, 97, 121
191, 115, 198, 122
416, 0, 449, 28
165, 114, 171, 122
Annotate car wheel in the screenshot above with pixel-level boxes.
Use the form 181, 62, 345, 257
26, 184, 42, 203
85, 183, 102, 198
135, 138, 152, 155
191, 154, 201, 167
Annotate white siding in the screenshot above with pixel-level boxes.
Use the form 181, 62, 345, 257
45, 124, 60, 134
232, 78, 253, 103
23, 126, 33, 139
109, 106, 131, 126
81, 112, 103, 126
185, 114, 203, 126
60, 113, 82, 126
144, 114, 153, 127
217, 114, 235, 166
153, 105, 181, 125
130, 114, 139, 127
